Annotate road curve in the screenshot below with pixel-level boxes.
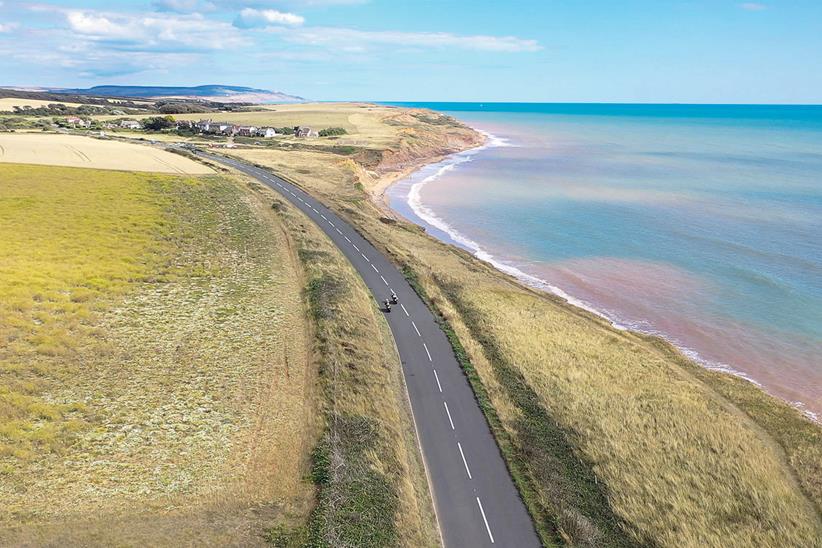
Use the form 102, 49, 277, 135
199, 151, 540, 548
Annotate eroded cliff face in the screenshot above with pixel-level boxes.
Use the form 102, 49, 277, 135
357, 108, 486, 199
378, 110, 485, 174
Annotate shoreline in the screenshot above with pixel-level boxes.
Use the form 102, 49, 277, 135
377, 122, 820, 424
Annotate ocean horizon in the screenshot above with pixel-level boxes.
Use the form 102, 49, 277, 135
385, 102, 822, 420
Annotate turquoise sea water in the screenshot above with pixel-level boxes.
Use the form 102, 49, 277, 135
385, 103, 822, 419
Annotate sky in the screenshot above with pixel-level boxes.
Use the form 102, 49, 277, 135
1, 0, 821, 103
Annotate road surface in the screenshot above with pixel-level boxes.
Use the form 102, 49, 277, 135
199, 152, 540, 548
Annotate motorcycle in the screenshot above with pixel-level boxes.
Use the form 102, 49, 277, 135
390, 292, 398, 304
383, 299, 392, 312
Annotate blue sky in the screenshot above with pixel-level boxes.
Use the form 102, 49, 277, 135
1, 0, 820, 103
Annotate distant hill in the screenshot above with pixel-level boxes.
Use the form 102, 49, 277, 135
50, 85, 304, 104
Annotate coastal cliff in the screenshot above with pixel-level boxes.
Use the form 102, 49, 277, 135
216, 103, 822, 546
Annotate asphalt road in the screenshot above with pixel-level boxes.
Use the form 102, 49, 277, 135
199, 152, 540, 548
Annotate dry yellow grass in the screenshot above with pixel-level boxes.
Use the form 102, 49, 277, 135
0, 163, 316, 545
0, 133, 213, 173
0, 98, 84, 111
448, 283, 821, 545
225, 104, 822, 546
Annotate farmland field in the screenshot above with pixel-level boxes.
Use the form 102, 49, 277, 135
0, 133, 212, 173
0, 163, 316, 544
0, 98, 85, 111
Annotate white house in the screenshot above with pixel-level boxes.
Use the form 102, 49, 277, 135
120, 120, 141, 130
259, 127, 277, 138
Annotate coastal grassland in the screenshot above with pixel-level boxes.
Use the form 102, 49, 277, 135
243, 176, 439, 547
223, 105, 822, 547
0, 163, 317, 544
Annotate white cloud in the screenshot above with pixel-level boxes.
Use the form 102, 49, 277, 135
0, 22, 18, 33
234, 8, 304, 28
64, 9, 248, 50
272, 26, 541, 53
739, 3, 767, 10
66, 11, 142, 41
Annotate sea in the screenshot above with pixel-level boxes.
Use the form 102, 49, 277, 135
384, 103, 822, 420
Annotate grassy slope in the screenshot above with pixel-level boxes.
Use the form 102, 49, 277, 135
224, 105, 822, 547
233, 176, 438, 547
0, 163, 317, 544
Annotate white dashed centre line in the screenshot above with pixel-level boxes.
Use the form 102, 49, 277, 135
371, 264, 379, 272
329, 221, 335, 227
457, 442, 472, 479
400, 303, 409, 317
335, 228, 342, 234
344, 236, 351, 243
443, 401, 455, 430
433, 369, 442, 392
321, 214, 327, 220
411, 321, 421, 337
361, 253, 368, 261
353, 244, 360, 252
380, 275, 389, 286
423, 342, 432, 362
477, 498, 495, 544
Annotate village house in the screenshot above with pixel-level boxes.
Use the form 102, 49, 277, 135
119, 120, 141, 130
191, 120, 277, 138
175, 120, 195, 130
209, 123, 234, 135
294, 126, 317, 138
236, 126, 258, 137
66, 116, 89, 128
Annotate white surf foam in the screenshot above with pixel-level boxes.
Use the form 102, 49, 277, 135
398, 126, 821, 424
405, 129, 624, 327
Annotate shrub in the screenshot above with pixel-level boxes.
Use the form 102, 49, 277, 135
318, 127, 347, 137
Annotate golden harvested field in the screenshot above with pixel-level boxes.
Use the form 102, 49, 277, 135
0, 163, 316, 544
0, 98, 84, 111
0, 133, 212, 174
226, 104, 822, 546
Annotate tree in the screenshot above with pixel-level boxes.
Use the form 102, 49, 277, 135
142, 115, 176, 131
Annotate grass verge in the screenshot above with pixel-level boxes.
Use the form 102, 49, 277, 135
245, 186, 439, 547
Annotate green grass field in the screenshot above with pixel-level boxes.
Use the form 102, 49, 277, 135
0, 163, 317, 544
0, 163, 171, 460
